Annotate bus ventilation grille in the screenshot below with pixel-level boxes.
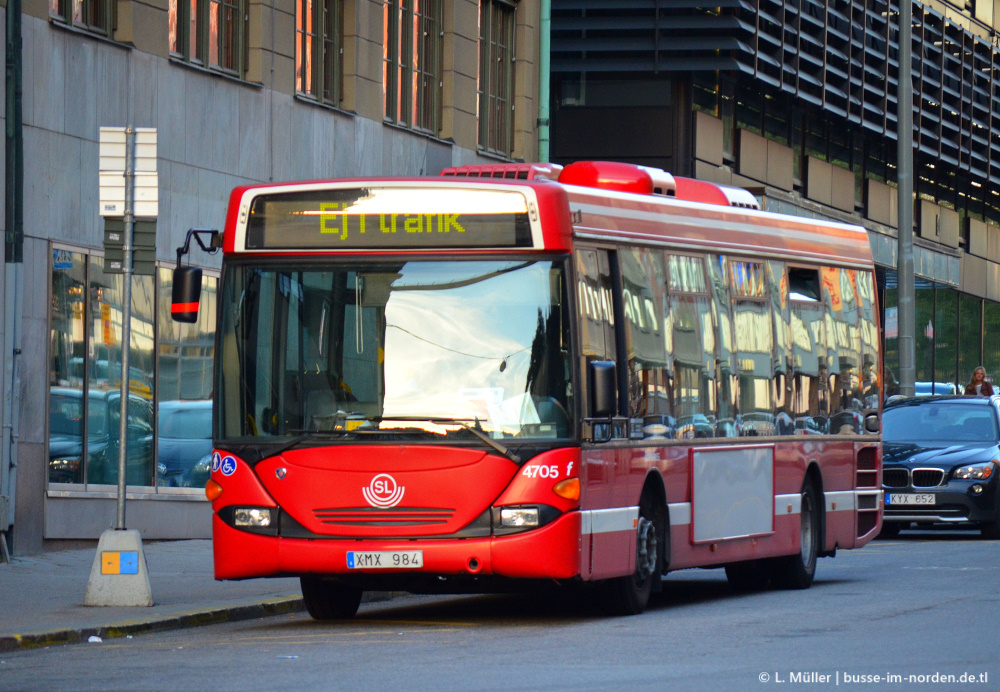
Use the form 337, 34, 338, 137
856, 445, 881, 539
440, 163, 563, 181
313, 507, 454, 527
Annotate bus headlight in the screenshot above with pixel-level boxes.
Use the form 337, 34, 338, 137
500, 507, 539, 528
234, 507, 273, 528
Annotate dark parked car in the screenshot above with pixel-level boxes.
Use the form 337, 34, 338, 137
157, 400, 213, 487
881, 395, 1000, 538
49, 387, 154, 486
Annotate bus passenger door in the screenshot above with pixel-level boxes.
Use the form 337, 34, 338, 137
575, 247, 633, 580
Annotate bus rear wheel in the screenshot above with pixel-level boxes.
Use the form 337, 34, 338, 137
300, 576, 363, 620
769, 476, 820, 589
605, 492, 663, 615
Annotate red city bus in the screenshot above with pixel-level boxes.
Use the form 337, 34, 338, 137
173, 160, 883, 619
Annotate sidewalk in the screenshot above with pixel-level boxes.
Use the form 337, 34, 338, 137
0, 539, 307, 652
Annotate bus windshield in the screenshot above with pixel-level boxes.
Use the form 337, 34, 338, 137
217, 259, 572, 444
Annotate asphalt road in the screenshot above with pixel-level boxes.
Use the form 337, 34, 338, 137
2, 528, 997, 692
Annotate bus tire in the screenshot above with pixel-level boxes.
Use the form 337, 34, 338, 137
769, 476, 820, 590
300, 576, 363, 620
605, 491, 663, 616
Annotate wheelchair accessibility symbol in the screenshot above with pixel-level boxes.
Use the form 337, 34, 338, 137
220, 456, 238, 476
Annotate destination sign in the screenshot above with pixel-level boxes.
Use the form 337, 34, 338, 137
245, 187, 533, 250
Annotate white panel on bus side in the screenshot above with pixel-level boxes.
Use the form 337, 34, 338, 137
691, 445, 775, 542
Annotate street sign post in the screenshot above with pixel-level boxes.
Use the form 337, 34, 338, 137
86, 126, 157, 607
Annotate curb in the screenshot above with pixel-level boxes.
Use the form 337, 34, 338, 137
0, 596, 305, 653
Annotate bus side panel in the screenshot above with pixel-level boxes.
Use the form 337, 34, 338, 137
581, 445, 637, 580
658, 439, 864, 570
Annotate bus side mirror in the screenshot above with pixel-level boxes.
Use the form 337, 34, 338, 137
589, 360, 617, 418
171, 266, 202, 323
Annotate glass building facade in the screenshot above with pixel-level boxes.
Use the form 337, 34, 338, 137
882, 270, 1000, 398
49, 248, 217, 491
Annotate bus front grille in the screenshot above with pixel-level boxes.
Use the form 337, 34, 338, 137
313, 506, 455, 527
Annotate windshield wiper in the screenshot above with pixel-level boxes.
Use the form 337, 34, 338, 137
264, 430, 346, 459
373, 416, 521, 464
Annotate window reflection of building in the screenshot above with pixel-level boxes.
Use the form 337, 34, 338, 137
620, 248, 670, 420
825, 267, 863, 433
731, 260, 773, 434
576, 250, 617, 416
668, 254, 715, 439
769, 261, 792, 434
49, 247, 217, 489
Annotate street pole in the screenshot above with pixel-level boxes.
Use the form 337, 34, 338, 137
537, 0, 551, 163
85, 124, 153, 606
116, 127, 135, 529
896, 0, 915, 398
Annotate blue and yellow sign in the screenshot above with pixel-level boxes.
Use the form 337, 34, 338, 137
101, 551, 139, 575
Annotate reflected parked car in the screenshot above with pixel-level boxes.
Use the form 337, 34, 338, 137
914, 381, 959, 397
676, 414, 714, 439
48, 387, 154, 486
157, 400, 213, 487
881, 395, 1000, 538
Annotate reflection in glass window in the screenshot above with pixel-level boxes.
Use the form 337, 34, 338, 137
49, 249, 216, 490
984, 301, 1000, 385
769, 262, 793, 435
824, 267, 863, 434
620, 249, 671, 425
384, 0, 441, 132
709, 255, 739, 437
790, 301, 827, 433
157, 268, 217, 488
668, 255, 715, 439
576, 250, 616, 419
48, 252, 156, 487
928, 323, 962, 392
668, 254, 707, 293
914, 277, 935, 386
87, 259, 156, 486
50, 250, 88, 484
219, 260, 573, 442
856, 270, 880, 409
730, 260, 766, 298
733, 298, 774, 435
297, 0, 343, 107
169, 0, 249, 77
959, 294, 982, 390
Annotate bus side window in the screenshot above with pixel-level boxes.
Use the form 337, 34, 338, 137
824, 267, 863, 435
619, 248, 672, 438
709, 254, 740, 438
789, 267, 828, 435
668, 254, 714, 439
769, 261, 794, 436
576, 248, 618, 420
729, 259, 774, 436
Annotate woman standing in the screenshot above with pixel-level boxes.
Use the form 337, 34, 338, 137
965, 366, 995, 397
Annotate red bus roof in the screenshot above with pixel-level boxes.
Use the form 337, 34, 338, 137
221, 161, 873, 268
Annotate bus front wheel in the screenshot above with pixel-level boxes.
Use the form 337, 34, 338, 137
300, 576, 363, 620
769, 476, 820, 589
605, 491, 663, 615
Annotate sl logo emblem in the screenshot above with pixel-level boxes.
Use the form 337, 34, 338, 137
362, 473, 405, 508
